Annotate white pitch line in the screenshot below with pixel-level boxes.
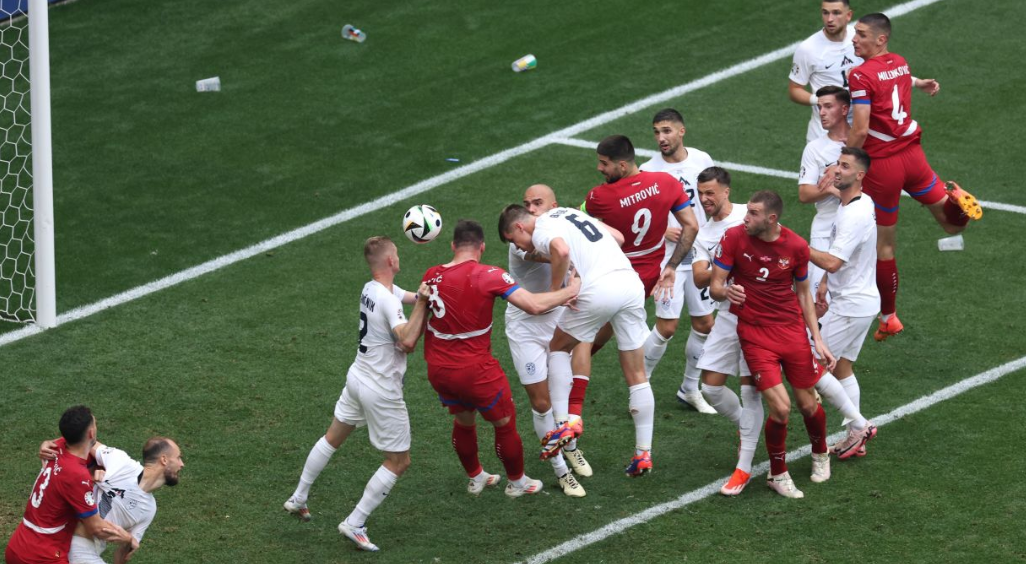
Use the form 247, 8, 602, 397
553, 137, 1026, 215
518, 354, 1026, 564
0, 0, 952, 348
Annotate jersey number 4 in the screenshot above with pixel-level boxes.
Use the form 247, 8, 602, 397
890, 84, 908, 126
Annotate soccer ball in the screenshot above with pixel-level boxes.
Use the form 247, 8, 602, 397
403, 205, 442, 244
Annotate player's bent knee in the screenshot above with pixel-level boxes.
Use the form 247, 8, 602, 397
655, 317, 679, 337
691, 315, 714, 334
701, 371, 728, 386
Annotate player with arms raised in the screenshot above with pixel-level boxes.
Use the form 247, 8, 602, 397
710, 191, 836, 499
283, 236, 429, 552
848, 13, 982, 340
422, 220, 580, 498
638, 109, 717, 413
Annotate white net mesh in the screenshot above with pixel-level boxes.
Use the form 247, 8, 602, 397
0, 12, 35, 323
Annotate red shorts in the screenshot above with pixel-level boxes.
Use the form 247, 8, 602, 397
737, 322, 819, 392
862, 143, 946, 226
630, 260, 660, 297
427, 357, 515, 422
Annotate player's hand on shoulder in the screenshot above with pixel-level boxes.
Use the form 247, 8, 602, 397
726, 283, 746, 305
38, 439, 59, 461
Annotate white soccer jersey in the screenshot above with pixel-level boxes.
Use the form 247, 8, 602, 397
505, 244, 552, 321
798, 133, 844, 242
826, 194, 880, 317
90, 445, 156, 555
641, 148, 714, 270
532, 207, 633, 288
352, 281, 408, 397
789, 25, 862, 142
693, 203, 748, 313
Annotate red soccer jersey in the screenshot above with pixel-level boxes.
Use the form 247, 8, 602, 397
713, 225, 810, 327
6, 438, 98, 564
848, 53, 921, 159
421, 260, 519, 368
582, 171, 690, 273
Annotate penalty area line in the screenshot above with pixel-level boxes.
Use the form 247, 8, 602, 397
0, 0, 951, 349
517, 354, 1026, 564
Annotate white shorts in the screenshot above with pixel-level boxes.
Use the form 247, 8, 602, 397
505, 310, 561, 386
695, 310, 751, 377
334, 367, 411, 452
655, 268, 715, 320
820, 311, 875, 363
559, 271, 648, 351
70, 536, 105, 564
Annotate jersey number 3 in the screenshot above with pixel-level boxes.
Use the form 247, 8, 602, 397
30, 466, 53, 508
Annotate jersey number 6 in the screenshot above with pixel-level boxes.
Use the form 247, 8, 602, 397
565, 213, 603, 242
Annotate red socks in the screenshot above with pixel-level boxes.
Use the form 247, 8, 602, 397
943, 197, 971, 227
803, 404, 828, 455
765, 418, 789, 476
452, 421, 481, 477
493, 413, 524, 481
876, 258, 898, 316
568, 376, 590, 417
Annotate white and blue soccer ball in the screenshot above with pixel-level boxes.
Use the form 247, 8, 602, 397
403, 204, 442, 244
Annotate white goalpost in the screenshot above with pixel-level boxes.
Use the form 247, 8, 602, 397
0, 0, 56, 328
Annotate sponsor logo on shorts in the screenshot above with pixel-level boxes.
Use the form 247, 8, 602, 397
525, 362, 536, 376
752, 372, 761, 383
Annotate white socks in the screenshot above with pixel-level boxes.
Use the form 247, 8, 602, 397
532, 408, 569, 476
628, 382, 655, 451
738, 385, 763, 474
547, 351, 573, 420
701, 384, 741, 424
345, 465, 398, 527
292, 436, 337, 504
816, 372, 867, 430
643, 327, 672, 379
681, 329, 708, 394
841, 374, 861, 412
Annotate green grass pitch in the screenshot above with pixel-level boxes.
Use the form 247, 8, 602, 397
1, 0, 1024, 562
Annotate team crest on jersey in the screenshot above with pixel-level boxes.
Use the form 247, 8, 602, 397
715, 244, 723, 258
525, 362, 537, 376
778, 256, 791, 269
85, 491, 95, 506
502, 273, 515, 285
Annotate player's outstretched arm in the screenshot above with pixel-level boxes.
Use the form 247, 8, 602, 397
913, 78, 940, 96
393, 283, 430, 353
848, 104, 870, 149
808, 248, 844, 274
796, 277, 836, 371
82, 514, 135, 546
507, 275, 580, 315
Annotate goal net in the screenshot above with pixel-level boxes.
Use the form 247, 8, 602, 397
0, 0, 55, 327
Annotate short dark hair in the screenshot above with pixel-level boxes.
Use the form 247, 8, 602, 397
859, 13, 891, 37
824, 0, 851, 7
815, 85, 851, 107
452, 219, 485, 248
498, 204, 531, 243
697, 166, 731, 187
59, 405, 94, 445
143, 437, 174, 465
841, 146, 871, 172
652, 108, 685, 126
596, 135, 635, 163
749, 190, 784, 219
